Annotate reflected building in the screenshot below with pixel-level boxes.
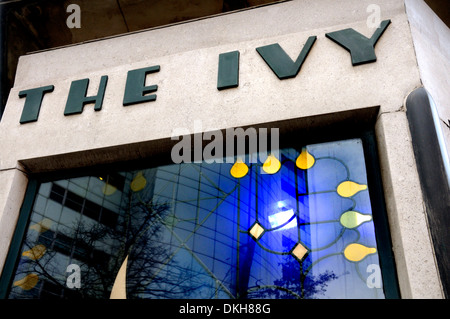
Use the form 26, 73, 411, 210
7, 139, 386, 299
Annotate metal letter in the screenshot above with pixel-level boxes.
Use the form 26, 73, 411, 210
217, 51, 239, 90
64, 75, 108, 115
18, 85, 54, 124
256, 36, 316, 79
123, 65, 160, 106
325, 20, 391, 66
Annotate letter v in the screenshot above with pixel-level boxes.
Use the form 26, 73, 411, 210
325, 20, 391, 66
256, 36, 317, 79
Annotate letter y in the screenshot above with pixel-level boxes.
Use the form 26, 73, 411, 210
325, 20, 391, 66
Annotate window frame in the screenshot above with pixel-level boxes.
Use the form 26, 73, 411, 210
0, 128, 401, 299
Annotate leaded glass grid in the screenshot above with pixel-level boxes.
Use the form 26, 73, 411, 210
5, 138, 389, 299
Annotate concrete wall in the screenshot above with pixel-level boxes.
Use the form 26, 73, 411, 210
0, 0, 444, 298
405, 0, 450, 182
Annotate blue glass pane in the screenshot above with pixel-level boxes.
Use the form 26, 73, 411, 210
7, 138, 386, 299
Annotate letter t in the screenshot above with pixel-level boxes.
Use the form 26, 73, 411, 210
18, 85, 54, 124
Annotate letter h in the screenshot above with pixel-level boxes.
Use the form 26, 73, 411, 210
64, 76, 108, 115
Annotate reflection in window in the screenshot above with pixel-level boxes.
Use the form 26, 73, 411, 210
7, 139, 387, 299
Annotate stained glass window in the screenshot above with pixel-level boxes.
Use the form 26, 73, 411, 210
4, 138, 392, 299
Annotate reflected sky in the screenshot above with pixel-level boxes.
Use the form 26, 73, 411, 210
8, 138, 385, 299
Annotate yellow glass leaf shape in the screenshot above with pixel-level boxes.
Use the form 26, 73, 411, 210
102, 183, 117, 196
262, 154, 281, 174
337, 181, 367, 197
22, 244, 46, 260
344, 243, 377, 262
130, 171, 147, 192
230, 158, 249, 178
340, 211, 373, 229
29, 218, 53, 233
13, 274, 39, 290
296, 148, 315, 170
